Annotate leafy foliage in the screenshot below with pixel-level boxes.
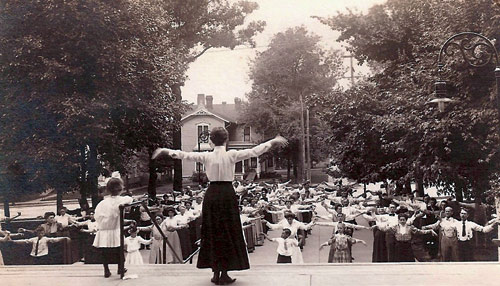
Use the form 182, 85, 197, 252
242, 26, 343, 181
317, 0, 500, 198
0, 0, 263, 210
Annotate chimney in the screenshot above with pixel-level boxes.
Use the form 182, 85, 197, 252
206, 95, 213, 110
234, 97, 242, 110
197, 94, 205, 107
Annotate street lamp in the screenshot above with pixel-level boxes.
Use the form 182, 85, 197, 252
433, 32, 500, 258
432, 32, 500, 111
197, 130, 210, 185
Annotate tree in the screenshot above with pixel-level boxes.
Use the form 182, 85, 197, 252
159, 0, 265, 191
0, 0, 265, 214
0, 0, 188, 210
317, 0, 500, 198
242, 26, 343, 181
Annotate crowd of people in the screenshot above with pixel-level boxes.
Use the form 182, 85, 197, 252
237, 180, 500, 264
0, 178, 499, 268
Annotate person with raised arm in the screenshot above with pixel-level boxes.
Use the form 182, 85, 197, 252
152, 127, 287, 285
93, 176, 134, 278
319, 223, 367, 263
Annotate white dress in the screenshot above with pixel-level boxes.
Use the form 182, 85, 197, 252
149, 226, 164, 264
93, 195, 134, 248
0, 225, 5, 265
161, 217, 183, 263
0, 224, 7, 265
124, 236, 149, 265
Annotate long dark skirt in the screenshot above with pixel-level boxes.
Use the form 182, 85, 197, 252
395, 240, 414, 262
177, 228, 193, 260
196, 182, 250, 271
372, 228, 387, 262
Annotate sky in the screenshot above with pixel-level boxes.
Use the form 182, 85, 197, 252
181, 0, 387, 104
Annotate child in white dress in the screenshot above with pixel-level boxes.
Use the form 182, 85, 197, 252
0, 231, 10, 265
93, 176, 134, 278
124, 227, 151, 265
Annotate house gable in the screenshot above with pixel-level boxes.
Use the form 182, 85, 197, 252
181, 107, 230, 123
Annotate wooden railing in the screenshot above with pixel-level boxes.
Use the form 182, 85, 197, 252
118, 200, 200, 279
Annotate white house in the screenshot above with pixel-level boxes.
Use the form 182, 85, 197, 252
180, 94, 274, 180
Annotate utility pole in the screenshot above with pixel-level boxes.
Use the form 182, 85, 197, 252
342, 54, 363, 86
299, 94, 306, 183
305, 107, 311, 182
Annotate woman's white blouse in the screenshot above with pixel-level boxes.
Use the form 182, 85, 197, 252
175, 213, 193, 225
167, 142, 272, 182
162, 217, 181, 229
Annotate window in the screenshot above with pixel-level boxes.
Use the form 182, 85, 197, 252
196, 162, 205, 172
244, 159, 249, 169
235, 161, 243, 173
267, 158, 274, 167
251, 157, 257, 168
198, 124, 209, 143
243, 126, 251, 142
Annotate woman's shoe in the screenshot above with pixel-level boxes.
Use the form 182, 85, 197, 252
211, 272, 220, 284
219, 276, 236, 285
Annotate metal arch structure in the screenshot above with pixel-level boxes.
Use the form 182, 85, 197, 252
434, 32, 500, 111
197, 130, 210, 185
198, 130, 210, 144
437, 32, 500, 75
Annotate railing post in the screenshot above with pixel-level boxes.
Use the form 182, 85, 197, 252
140, 201, 182, 263
163, 240, 167, 264
119, 205, 125, 279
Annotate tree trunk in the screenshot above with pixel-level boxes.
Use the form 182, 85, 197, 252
297, 138, 305, 183
292, 160, 298, 183
79, 145, 88, 208
395, 181, 404, 196
148, 148, 158, 199
172, 83, 183, 192
404, 181, 412, 194
56, 188, 63, 214
88, 143, 99, 208
286, 156, 291, 180
454, 180, 464, 202
3, 196, 10, 218
415, 177, 424, 197
125, 174, 130, 192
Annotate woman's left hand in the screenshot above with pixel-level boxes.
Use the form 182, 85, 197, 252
272, 136, 289, 148
152, 148, 169, 160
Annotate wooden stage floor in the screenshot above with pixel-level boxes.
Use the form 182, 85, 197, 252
1, 263, 499, 286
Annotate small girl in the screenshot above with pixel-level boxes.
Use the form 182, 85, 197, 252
93, 176, 134, 278
0, 231, 10, 265
124, 226, 151, 265
319, 223, 367, 263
